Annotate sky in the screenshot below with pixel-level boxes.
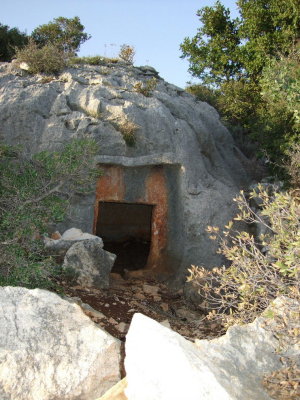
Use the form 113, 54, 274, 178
1, 0, 239, 88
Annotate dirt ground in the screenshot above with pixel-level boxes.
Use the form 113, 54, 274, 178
59, 272, 225, 378
61, 272, 223, 342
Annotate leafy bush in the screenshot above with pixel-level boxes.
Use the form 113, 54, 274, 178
185, 84, 220, 109
285, 144, 300, 188
255, 51, 300, 160
0, 139, 100, 289
119, 44, 135, 64
133, 77, 157, 97
31, 16, 90, 55
15, 39, 66, 74
217, 80, 262, 131
187, 186, 300, 327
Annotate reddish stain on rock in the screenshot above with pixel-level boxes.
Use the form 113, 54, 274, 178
93, 165, 168, 273
143, 166, 168, 272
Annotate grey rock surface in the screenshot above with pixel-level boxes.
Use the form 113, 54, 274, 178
0, 286, 121, 400
0, 62, 253, 284
124, 301, 297, 400
63, 239, 116, 288
44, 227, 104, 258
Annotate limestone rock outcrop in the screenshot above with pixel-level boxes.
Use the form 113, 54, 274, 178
0, 286, 121, 400
0, 61, 252, 284
124, 298, 299, 400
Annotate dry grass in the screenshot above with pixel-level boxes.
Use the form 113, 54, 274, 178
117, 120, 139, 146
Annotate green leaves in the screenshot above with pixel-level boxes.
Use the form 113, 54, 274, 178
0, 23, 28, 62
180, 1, 242, 84
31, 16, 91, 55
0, 139, 100, 289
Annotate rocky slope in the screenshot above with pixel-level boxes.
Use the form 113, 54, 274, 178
0, 61, 252, 284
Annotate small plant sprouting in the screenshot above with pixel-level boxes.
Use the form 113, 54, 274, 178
117, 120, 139, 146
133, 77, 157, 97
118, 44, 135, 64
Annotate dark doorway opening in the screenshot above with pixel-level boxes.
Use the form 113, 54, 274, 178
96, 202, 153, 274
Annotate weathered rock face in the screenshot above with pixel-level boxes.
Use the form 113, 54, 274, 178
63, 238, 116, 288
0, 61, 251, 285
125, 299, 299, 400
44, 227, 104, 259
0, 286, 121, 400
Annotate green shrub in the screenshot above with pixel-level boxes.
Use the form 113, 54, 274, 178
68, 55, 119, 66
0, 139, 100, 289
187, 186, 300, 327
133, 77, 157, 97
15, 39, 66, 74
255, 51, 300, 160
285, 144, 300, 188
185, 84, 220, 109
31, 16, 90, 55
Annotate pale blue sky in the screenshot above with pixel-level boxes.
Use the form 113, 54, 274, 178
1, 0, 239, 88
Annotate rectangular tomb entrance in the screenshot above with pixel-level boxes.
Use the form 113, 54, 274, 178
96, 201, 154, 273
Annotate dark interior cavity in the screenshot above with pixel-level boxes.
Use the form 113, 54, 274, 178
96, 201, 153, 274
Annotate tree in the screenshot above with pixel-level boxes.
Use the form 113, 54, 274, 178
181, 0, 300, 84
181, 0, 300, 166
0, 23, 28, 62
237, 0, 300, 79
31, 16, 91, 55
180, 1, 242, 85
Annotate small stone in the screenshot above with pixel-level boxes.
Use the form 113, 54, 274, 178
161, 303, 169, 312
117, 322, 129, 333
110, 272, 124, 281
105, 303, 110, 307
153, 295, 162, 302
51, 231, 61, 240
108, 317, 118, 325
135, 293, 146, 300
160, 319, 171, 329
143, 284, 159, 296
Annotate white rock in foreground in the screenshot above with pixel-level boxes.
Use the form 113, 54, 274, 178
125, 313, 282, 400
0, 287, 121, 400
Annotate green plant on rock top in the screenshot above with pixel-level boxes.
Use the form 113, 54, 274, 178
133, 77, 157, 97
118, 44, 135, 64
15, 39, 66, 74
31, 16, 90, 55
68, 55, 119, 66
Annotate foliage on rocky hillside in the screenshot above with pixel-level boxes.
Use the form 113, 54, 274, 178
0, 139, 100, 289
182, 0, 300, 169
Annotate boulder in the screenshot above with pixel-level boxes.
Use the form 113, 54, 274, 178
63, 239, 116, 288
124, 305, 294, 400
44, 227, 104, 259
0, 286, 121, 400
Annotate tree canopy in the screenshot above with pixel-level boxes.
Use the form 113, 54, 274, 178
31, 16, 91, 54
0, 23, 28, 62
181, 0, 300, 85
